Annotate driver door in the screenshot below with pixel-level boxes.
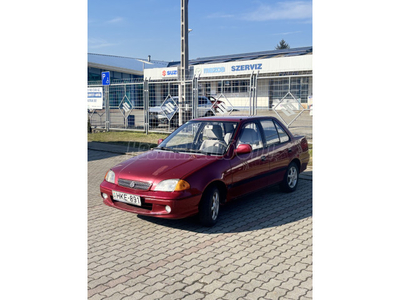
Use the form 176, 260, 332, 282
228, 121, 267, 199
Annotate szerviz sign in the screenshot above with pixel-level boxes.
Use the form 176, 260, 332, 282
231, 63, 262, 72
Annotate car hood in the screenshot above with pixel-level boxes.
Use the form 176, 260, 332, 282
111, 149, 219, 185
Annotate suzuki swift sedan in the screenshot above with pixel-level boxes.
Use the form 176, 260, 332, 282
100, 116, 309, 226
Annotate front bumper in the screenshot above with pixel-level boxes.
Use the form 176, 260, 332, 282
100, 180, 202, 219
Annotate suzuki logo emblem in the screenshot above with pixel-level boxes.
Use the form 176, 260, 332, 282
280, 103, 297, 116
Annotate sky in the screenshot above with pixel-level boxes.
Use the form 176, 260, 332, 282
88, 0, 312, 61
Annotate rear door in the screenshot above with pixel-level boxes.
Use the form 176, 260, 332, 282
260, 119, 291, 185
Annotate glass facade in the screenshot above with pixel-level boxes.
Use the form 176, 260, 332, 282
269, 77, 311, 103
88, 67, 142, 82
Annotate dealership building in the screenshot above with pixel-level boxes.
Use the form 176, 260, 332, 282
88, 46, 312, 134
143, 46, 312, 109
88, 46, 312, 109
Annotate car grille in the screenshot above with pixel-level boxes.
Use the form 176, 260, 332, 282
118, 179, 152, 191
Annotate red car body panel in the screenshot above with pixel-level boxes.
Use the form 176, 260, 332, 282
100, 116, 310, 220
109, 151, 220, 187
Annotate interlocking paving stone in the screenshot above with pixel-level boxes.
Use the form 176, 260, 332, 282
88, 148, 312, 299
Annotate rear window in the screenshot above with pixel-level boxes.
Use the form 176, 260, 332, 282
260, 120, 279, 146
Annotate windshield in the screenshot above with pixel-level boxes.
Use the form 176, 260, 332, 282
158, 120, 238, 155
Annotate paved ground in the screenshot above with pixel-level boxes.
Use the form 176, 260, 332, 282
88, 144, 312, 300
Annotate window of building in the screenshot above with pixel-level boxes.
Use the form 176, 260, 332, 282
219, 80, 249, 94
269, 76, 311, 104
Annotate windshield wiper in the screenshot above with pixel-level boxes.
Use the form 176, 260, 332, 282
202, 151, 223, 156
173, 148, 203, 154
158, 147, 222, 155
157, 147, 179, 153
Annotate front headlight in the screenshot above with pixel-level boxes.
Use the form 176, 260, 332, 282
154, 179, 190, 192
105, 170, 115, 184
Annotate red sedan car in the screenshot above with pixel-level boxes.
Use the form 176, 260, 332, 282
100, 116, 309, 226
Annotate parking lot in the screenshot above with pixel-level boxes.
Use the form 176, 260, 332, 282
88, 145, 312, 300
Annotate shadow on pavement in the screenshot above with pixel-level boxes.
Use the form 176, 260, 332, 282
138, 180, 312, 234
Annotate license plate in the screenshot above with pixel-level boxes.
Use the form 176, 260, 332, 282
112, 191, 141, 206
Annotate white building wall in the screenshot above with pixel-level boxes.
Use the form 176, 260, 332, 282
143, 53, 312, 110
144, 55, 312, 80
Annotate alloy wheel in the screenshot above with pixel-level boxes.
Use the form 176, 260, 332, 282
211, 191, 220, 221
287, 166, 298, 188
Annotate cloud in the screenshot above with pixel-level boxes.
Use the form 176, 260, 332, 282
243, 1, 312, 21
106, 17, 124, 24
206, 13, 235, 19
88, 38, 117, 49
272, 30, 302, 36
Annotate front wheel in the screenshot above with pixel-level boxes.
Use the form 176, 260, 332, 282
280, 162, 299, 193
199, 186, 220, 226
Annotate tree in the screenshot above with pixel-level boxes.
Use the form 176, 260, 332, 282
275, 39, 290, 50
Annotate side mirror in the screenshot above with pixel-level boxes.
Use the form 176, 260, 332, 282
234, 144, 252, 155
158, 139, 164, 145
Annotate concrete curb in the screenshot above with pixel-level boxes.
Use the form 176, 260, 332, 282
88, 142, 147, 155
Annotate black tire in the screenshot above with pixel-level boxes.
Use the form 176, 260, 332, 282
199, 186, 220, 226
280, 162, 299, 193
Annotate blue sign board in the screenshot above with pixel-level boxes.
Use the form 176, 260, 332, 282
102, 71, 110, 86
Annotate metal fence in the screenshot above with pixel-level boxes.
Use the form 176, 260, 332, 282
88, 73, 313, 140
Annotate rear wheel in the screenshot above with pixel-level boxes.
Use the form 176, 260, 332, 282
199, 186, 220, 226
280, 162, 299, 193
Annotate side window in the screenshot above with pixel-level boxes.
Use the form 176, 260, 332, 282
274, 122, 289, 143
260, 120, 280, 146
237, 122, 263, 150
223, 122, 237, 145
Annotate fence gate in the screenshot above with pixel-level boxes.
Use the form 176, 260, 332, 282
88, 73, 312, 140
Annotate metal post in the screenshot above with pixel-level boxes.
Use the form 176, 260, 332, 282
250, 74, 254, 116
179, 0, 189, 126
248, 73, 258, 116
254, 73, 258, 115
178, 79, 183, 126
249, 74, 253, 115
123, 84, 127, 129
105, 85, 110, 131
143, 79, 149, 134
192, 76, 198, 119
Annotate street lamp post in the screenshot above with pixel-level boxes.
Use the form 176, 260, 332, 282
179, 0, 189, 126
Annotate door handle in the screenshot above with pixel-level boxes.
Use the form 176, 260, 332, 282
288, 148, 292, 153
261, 156, 266, 161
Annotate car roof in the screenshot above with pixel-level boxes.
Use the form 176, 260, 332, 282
191, 115, 278, 122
